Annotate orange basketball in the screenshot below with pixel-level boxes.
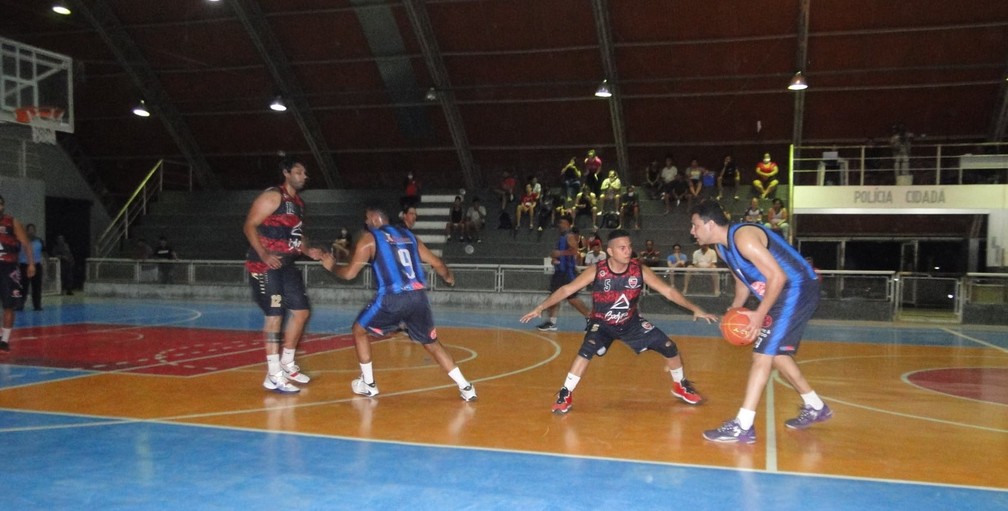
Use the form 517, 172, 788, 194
720, 307, 754, 346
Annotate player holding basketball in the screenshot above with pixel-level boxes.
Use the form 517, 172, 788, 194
689, 200, 831, 444
244, 156, 321, 393
520, 228, 715, 414
319, 205, 477, 401
0, 195, 35, 351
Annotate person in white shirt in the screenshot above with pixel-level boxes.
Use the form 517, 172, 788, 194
465, 197, 487, 242
683, 244, 719, 295
583, 239, 607, 265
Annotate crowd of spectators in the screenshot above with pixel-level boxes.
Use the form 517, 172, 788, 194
413, 148, 793, 294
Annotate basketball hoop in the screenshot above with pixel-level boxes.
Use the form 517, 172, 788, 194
14, 106, 66, 145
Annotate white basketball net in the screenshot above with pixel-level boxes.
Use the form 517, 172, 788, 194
31, 124, 57, 145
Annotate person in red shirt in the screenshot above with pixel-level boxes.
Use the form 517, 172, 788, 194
753, 153, 779, 199
0, 195, 35, 351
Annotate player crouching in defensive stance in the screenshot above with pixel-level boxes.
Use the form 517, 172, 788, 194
320, 206, 476, 401
520, 229, 716, 414
690, 200, 831, 445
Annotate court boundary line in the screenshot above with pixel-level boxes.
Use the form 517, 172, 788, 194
2, 405, 1004, 494
765, 372, 778, 472
785, 354, 1008, 433
941, 327, 1008, 352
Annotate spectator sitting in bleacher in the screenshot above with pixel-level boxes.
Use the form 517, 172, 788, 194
744, 197, 763, 223
583, 238, 607, 265
560, 157, 581, 204
573, 183, 598, 231
619, 185, 640, 230
639, 239, 661, 267
599, 169, 622, 214
493, 171, 517, 211
445, 195, 466, 241
515, 183, 538, 230
666, 172, 690, 212
535, 193, 560, 232
765, 198, 790, 240
643, 159, 661, 200
465, 197, 486, 243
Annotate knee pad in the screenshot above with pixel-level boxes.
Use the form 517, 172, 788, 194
577, 337, 613, 360
653, 338, 679, 358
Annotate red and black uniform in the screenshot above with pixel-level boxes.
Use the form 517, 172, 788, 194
0, 215, 26, 310
246, 187, 309, 315
578, 259, 679, 360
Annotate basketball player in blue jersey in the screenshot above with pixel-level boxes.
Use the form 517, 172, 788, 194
689, 200, 831, 444
320, 206, 477, 401
533, 215, 591, 331
520, 229, 716, 414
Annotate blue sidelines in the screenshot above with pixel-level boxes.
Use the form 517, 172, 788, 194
1, 412, 1004, 511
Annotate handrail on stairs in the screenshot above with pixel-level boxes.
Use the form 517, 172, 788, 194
94, 159, 164, 257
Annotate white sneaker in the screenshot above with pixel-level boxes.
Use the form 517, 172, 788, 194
263, 371, 300, 393
459, 384, 477, 402
281, 361, 310, 384
351, 375, 380, 397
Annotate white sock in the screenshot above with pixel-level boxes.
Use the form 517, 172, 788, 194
736, 408, 756, 430
563, 372, 581, 392
1, 328, 10, 343
280, 347, 296, 365
801, 391, 825, 410
360, 362, 375, 384
669, 367, 684, 383
447, 367, 469, 388
266, 354, 281, 375
549, 316, 558, 324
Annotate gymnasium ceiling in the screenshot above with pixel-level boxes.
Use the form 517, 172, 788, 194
2, 0, 1007, 199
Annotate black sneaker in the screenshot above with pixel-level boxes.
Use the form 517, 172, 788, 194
0, 340, 9, 351
536, 321, 557, 332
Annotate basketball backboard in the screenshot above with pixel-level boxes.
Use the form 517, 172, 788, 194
0, 37, 74, 134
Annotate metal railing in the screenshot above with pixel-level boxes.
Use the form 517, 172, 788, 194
791, 141, 1008, 186
86, 258, 1008, 324
94, 160, 164, 257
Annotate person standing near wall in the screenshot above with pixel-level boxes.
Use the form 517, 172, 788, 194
154, 236, 178, 284
18, 223, 45, 311
0, 195, 35, 351
51, 234, 74, 296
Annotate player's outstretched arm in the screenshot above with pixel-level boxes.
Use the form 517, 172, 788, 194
417, 238, 454, 286
519, 266, 595, 323
327, 231, 374, 281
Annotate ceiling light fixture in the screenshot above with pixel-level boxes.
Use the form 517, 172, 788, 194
788, 71, 808, 91
132, 100, 150, 117
269, 95, 287, 112
594, 80, 612, 98
51, 3, 71, 15
425, 88, 437, 101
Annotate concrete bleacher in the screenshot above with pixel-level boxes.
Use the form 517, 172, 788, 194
126, 184, 783, 265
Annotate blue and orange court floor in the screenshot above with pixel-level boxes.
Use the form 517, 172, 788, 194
1, 296, 1006, 510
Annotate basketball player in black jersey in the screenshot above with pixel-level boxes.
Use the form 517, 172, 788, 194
520, 229, 716, 414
